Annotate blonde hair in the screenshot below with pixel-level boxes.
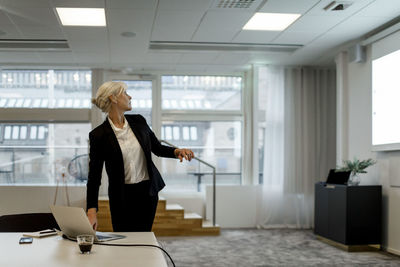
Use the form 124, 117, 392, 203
91, 81, 127, 113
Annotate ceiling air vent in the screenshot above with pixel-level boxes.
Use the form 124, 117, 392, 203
0, 39, 70, 51
149, 41, 302, 53
213, 0, 257, 9
323, 1, 353, 11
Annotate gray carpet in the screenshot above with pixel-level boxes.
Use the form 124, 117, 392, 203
157, 229, 400, 267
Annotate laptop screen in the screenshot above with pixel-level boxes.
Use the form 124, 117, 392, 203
326, 169, 351, 185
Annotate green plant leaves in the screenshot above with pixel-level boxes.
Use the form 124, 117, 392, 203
336, 157, 376, 176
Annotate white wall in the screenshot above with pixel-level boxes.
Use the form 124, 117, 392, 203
337, 31, 400, 254
159, 191, 205, 217
0, 186, 86, 215
206, 185, 261, 228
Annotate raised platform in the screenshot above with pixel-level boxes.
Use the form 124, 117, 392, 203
97, 197, 220, 236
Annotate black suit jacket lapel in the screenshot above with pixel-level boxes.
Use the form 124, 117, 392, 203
102, 119, 124, 162
126, 116, 149, 154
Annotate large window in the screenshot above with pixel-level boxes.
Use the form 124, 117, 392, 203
0, 70, 91, 109
160, 75, 243, 192
115, 80, 153, 125
161, 75, 242, 110
0, 69, 91, 185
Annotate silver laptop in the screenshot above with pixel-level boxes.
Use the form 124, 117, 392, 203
50, 205, 125, 243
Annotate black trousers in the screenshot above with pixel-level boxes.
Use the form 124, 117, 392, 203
111, 180, 159, 232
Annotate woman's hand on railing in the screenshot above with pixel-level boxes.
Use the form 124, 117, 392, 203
174, 148, 195, 162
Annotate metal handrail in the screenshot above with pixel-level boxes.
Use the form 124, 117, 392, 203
160, 140, 217, 226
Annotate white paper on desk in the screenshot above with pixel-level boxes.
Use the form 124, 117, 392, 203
23, 229, 57, 238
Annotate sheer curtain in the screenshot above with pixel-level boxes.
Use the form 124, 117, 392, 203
257, 66, 336, 229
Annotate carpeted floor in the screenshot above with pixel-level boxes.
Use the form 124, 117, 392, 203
157, 229, 400, 267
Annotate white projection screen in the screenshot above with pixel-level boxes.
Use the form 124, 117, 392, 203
372, 49, 400, 151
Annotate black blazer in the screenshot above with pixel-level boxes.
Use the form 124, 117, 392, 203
86, 114, 176, 212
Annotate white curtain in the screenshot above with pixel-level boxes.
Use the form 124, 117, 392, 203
258, 66, 336, 229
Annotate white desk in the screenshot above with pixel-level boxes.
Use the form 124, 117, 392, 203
0, 232, 168, 267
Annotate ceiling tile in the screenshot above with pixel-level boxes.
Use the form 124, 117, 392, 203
151, 10, 205, 41
191, 10, 253, 42
259, 0, 320, 14
73, 51, 108, 64
357, 0, 400, 17
179, 52, 219, 64
272, 31, 319, 45
0, 10, 13, 25
328, 16, 393, 38
52, 0, 104, 8
286, 15, 345, 33
19, 25, 64, 39
0, 51, 40, 62
109, 39, 149, 63
0, 24, 23, 38
7, 8, 59, 26
142, 52, 182, 64
233, 30, 281, 43
307, 32, 352, 48
196, 10, 253, 30
248, 53, 292, 65
106, 0, 157, 9
1, 0, 52, 8
36, 51, 76, 63
214, 52, 250, 65
209, 0, 264, 12
192, 29, 239, 42
157, 0, 213, 11
307, 0, 375, 17
63, 27, 108, 52
107, 9, 154, 35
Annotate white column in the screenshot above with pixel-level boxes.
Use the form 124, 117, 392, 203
335, 51, 349, 165
242, 68, 256, 185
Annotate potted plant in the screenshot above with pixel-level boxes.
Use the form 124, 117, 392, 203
336, 158, 377, 186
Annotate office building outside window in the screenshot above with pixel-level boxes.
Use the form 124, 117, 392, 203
160, 75, 243, 192
0, 70, 91, 185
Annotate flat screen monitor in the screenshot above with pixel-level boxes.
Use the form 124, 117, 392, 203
326, 169, 351, 185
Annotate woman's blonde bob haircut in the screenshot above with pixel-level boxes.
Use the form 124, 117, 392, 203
92, 81, 127, 113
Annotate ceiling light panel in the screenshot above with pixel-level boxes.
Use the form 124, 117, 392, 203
243, 12, 301, 31
56, 8, 106, 26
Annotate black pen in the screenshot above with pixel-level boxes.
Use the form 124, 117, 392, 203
39, 229, 56, 234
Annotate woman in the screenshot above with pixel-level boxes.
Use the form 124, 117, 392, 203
87, 81, 194, 232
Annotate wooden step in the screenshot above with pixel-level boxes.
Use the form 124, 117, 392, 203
153, 213, 203, 229
155, 204, 184, 220
156, 197, 166, 212
96, 198, 220, 236
153, 222, 220, 236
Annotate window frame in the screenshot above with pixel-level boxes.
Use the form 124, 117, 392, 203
0, 68, 92, 186
159, 73, 246, 185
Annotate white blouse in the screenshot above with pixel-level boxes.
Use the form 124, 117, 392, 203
108, 117, 149, 184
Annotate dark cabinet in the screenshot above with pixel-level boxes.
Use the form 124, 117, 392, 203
314, 183, 381, 245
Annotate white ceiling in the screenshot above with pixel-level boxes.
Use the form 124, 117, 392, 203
0, 0, 399, 72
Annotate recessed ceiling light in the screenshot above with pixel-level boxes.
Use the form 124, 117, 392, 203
121, 32, 136, 38
56, 8, 106, 26
243, 12, 301, 31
